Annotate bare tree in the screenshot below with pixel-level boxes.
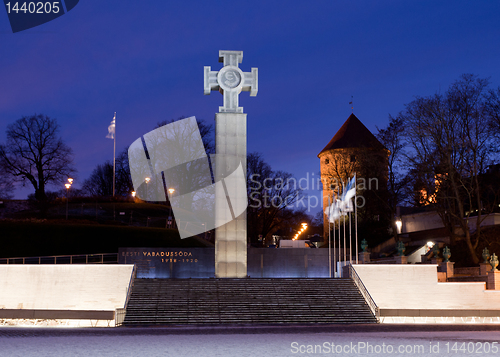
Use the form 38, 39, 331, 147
0, 114, 74, 211
156, 117, 214, 155
247, 152, 303, 245
376, 116, 411, 237
399, 74, 497, 263
82, 149, 133, 197
487, 86, 500, 139
0, 172, 14, 199
82, 162, 114, 197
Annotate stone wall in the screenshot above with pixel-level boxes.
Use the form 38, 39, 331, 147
119, 247, 330, 278
353, 264, 500, 313
119, 248, 215, 278
0, 265, 134, 311
247, 248, 329, 278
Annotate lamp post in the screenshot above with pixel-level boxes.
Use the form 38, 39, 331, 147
65, 182, 71, 219
64, 178, 73, 219
144, 177, 151, 201
167, 188, 175, 228
293, 223, 308, 241
395, 218, 402, 235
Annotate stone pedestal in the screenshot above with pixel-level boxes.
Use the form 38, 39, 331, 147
480, 263, 492, 276
431, 258, 443, 265
440, 261, 454, 278
359, 252, 370, 264
214, 112, 247, 278
394, 256, 407, 264
487, 270, 500, 290
437, 272, 447, 282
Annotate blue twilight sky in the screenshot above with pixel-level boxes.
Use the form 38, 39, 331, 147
1, 1, 500, 213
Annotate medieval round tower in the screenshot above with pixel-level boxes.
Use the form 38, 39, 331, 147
318, 113, 388, 239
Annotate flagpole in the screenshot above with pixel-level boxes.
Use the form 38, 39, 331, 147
349, 210, 352, 264
355, 175, 358, 264
338, 214, 341, 276
343, 181, 346, 265
333, 198, 336, 278
328, 195, 331, 278
112, 112, 116, 197
348, 176, 352, 263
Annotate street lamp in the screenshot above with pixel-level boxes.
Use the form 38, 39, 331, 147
395, 218, 402, 234
145, 177, 151, 201
65, 182, 71, 219
293, 223, 308, 241
167, 188, 175, 228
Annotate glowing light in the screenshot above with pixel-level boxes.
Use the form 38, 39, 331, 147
64, 183, 71, 189
395, 219, 402, 234
427, 241, 435, 248
294, 222, 309, 240
168, 188, 175, 194
145, 177, 151, 184
67, 178, 73, 184
131, 191, 136, 197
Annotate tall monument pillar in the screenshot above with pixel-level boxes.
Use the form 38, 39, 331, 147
204, 50, 258, 278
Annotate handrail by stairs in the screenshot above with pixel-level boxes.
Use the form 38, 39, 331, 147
347, 263, 380, 322
116, 264, 137, 327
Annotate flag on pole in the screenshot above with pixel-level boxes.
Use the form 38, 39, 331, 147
106, 113, 116, 139
341, 175, 356, 213
325, 199, 341, 223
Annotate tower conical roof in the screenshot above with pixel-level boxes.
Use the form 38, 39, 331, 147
318, 114, 385, 156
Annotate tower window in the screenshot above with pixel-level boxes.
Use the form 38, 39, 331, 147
350, 155, 356, 162
324, 159, 329, 164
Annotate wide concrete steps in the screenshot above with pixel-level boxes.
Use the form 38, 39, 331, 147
123, 278, 377, 325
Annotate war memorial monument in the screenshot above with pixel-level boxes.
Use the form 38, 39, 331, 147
1, 52, 500, 327
204, 50, 258, 278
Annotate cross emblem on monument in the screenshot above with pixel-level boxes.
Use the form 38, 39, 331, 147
204, 50, 258, 113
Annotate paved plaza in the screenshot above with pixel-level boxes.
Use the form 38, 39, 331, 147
1, 325, 500, 357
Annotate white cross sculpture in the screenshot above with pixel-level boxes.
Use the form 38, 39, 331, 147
204, 50, 258, 113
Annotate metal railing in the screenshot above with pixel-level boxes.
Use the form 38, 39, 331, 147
115, 308, 126, 327
116, 264, 137, 327
125, 264, 137, 307
0, 253, 118, 265
347, 263, 380, 322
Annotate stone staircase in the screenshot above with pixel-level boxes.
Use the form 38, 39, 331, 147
123, 278, 377, 325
